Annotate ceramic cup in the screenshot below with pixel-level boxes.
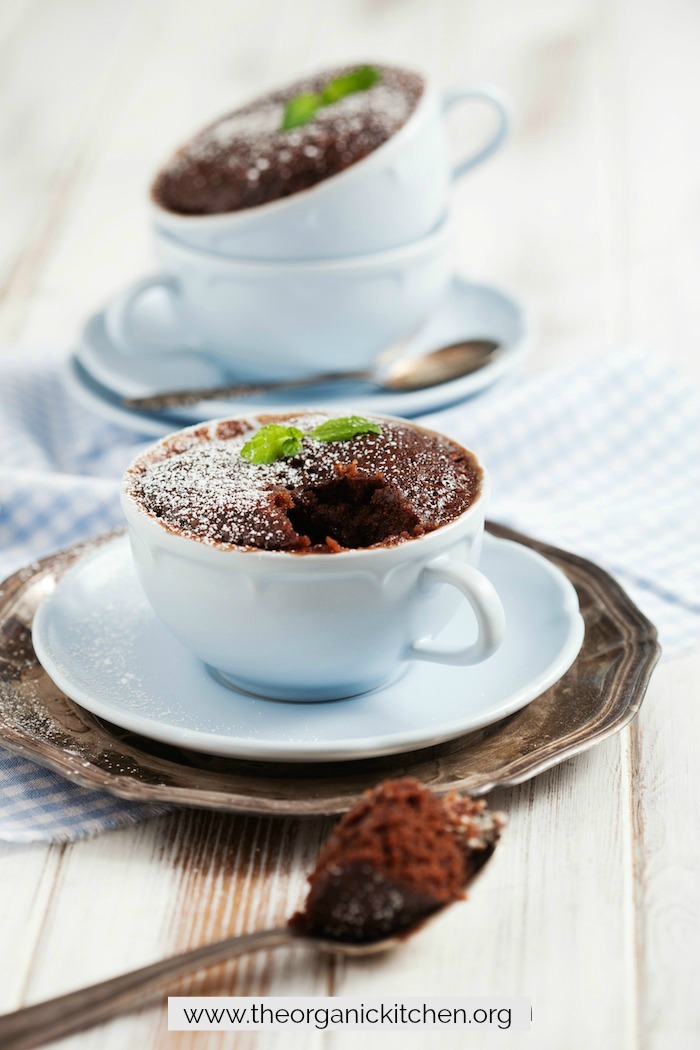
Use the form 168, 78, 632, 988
104, 217, 453, 380
121, 414, 506, 702
151, 81, 510, 260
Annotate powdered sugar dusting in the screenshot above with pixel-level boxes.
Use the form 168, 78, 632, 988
125, 413, 480, 552
181, 80, 415, 167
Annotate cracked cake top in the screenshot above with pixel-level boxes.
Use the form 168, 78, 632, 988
123, 413, 482, 553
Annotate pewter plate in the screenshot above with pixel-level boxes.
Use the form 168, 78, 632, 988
0, 524, 660, 816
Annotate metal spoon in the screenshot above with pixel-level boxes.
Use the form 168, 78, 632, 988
0, 846, 496, 1049
123, 338, 501, 411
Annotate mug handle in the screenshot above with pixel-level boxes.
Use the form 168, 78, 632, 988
443, 85, 511, 182
409, 559, 505, 666
104, 273, 182, 355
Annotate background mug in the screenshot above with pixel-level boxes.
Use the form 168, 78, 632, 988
151, 80, 510, 260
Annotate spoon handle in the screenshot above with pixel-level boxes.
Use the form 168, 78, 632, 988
124, 370, 375, 411
0, 926, 294, 1050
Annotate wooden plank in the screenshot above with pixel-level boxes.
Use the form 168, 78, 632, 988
632, 654, 700, 1050
151, 811, 332, 1050
14, 815, 177, 1048
0, 843, 63, 1010
0, 0, 36, 43
0, 0, 145, 342
431, 0, 624, 373
620, 3, 700, 1038
622, 0, 700, 376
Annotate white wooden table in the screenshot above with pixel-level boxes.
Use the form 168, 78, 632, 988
1, 1, 698, 1046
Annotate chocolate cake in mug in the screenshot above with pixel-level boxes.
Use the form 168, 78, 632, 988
152, 65, 424, 216
148, 63, 508, 260
121, 412, 504, 701
125, 412, 481, 553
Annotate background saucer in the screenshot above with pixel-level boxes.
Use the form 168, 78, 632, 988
74, 277, 531, 426
64, 355, 193, 437
32, 532, 583, 762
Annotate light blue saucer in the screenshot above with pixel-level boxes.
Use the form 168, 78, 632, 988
32, 533, 583, 763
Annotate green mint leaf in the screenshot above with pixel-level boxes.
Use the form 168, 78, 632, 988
321, 65, 381, 105
281, 93, 321, 131
311, 416, 382, 443
240, 425, 304, 464
281, 67, 382, 131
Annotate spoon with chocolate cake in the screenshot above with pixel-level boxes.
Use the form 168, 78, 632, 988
123, 338, 501, 411
0, 779, 504, 1050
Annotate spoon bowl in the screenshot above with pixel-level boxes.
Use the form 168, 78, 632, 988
382, 339, 500, 392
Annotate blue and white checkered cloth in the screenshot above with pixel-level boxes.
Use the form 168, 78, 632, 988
0, 348, 698, 842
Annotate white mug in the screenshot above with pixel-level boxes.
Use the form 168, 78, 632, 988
121, 415, 506, 702
104, 217, 453, 380
151, 80, 510, 260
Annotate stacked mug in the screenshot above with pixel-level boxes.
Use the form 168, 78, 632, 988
106, 75, 510, 382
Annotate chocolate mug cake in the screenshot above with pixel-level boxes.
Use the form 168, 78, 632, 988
152, 64, 424, 215
121, 413, 503, 700
124, 411, 481, 553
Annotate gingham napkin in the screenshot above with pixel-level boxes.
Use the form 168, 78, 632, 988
0, 348, 698, 842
